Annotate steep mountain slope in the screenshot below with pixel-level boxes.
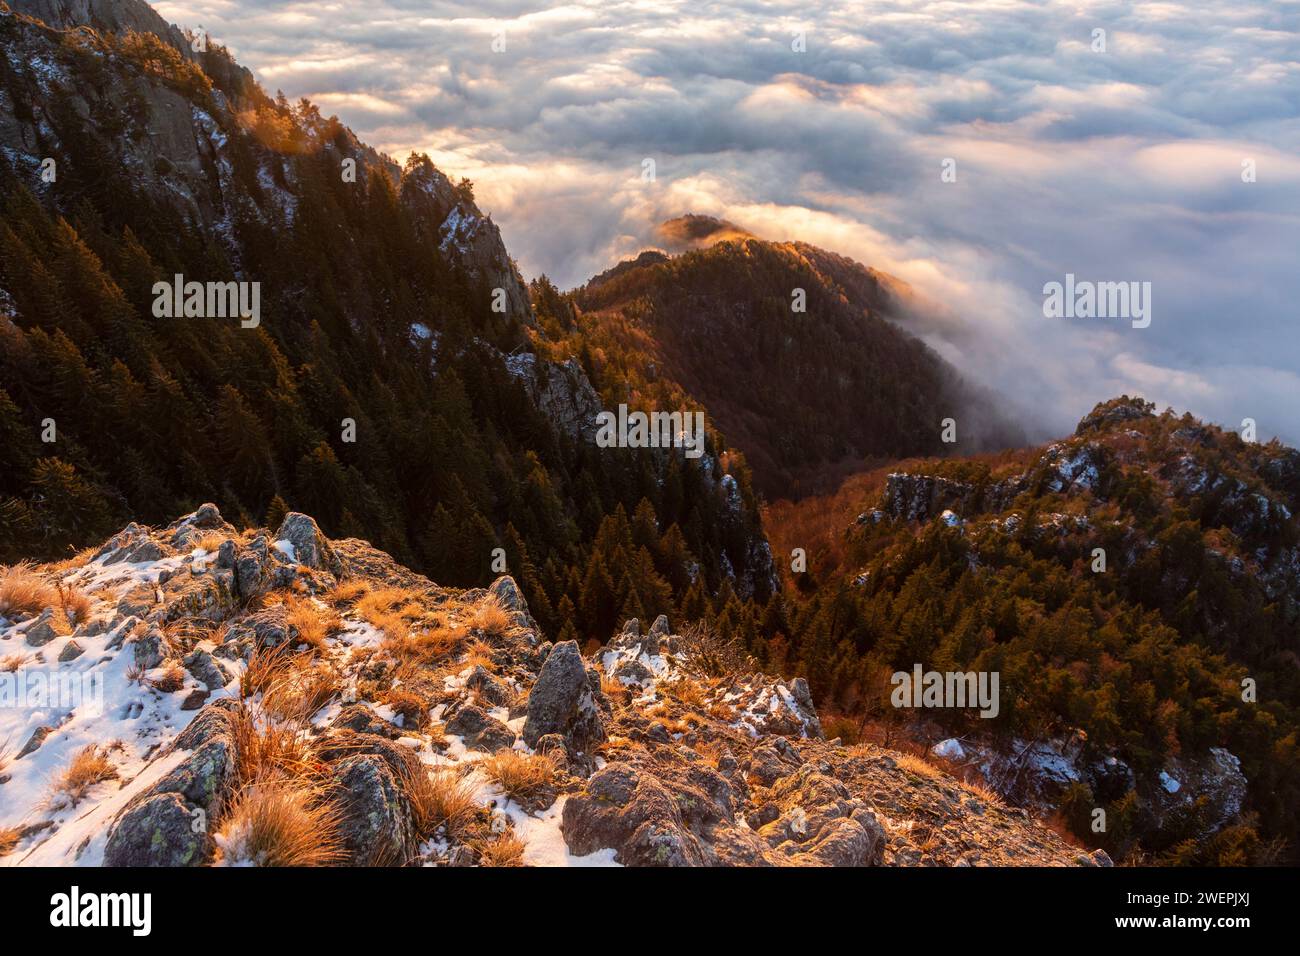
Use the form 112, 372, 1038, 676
0, 505, 1102, 867
569, 215, 1024, 499
0, 0, 775, 641
765, 397, 1300, 863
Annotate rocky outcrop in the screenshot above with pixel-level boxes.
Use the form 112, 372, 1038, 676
503, 353, 601, 440
522, 641, 606, 754
2, 507, 1096, 868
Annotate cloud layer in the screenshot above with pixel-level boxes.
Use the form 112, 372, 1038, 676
156, 0, 1300, 442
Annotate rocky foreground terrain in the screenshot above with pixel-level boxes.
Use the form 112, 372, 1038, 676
0, 505, 1106, 866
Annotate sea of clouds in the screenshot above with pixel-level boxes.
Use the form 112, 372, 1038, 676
156, 0, 1300, 442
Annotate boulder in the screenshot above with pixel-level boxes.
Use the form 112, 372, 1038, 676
273, 513, 343, 576
23, 608, 60, 646
445, 704, 516, 753
522, 641, 605, 753
334, 754, 418, 866
183, 649, 231, 690
103, 792, 211, 867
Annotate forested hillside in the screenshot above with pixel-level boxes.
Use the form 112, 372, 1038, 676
763, 397, 1300, 863
570, 217, 1024, 498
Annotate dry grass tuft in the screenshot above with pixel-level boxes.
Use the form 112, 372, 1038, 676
56, 584, 92, 626
192, 532, 228, 554
382, 687, 429, 729
42, 545, 98, 575
356, 586, 423, 623
148, 661, 187, 693
227, 706, 320, 787
240, 641, 294, 700
599, 670, 631, 705
481, 750, 556, 803
213, 781, 344, 867
893, 752, 943, 781
261, 659, 339, 722
51, 745, 118, 805
281, 594, 341, 653
464, 639, 496, 672
476, 831, 527, 867
0, 826, 20, 857
0, 562, 56, 619
326, 579, 371, 607
403, 765, 478, 839
1, 652, 31, 673
662, 675, 708, 709
403, 624, 468, 664
470, 597, 512, 638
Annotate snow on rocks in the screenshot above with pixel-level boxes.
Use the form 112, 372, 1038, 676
932, 738, 966, 760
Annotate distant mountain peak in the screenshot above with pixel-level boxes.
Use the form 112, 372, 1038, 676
654, 214, 755, 252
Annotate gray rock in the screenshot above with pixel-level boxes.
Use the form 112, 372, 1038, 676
132, 626, 166, 670
183, 649, 230, 690
23, 608, 59, 646
103, 792, 211, 867
274, 513, 343, 575
332, 704, 402, 739
17, 725, 54, 759
522, 641, 606, 753
173, 698, 241, 750
153, 737, 234, 810
57, 639, 84, 662
334, 754, 418, 866
445, 704, 516, 753
465, 665, 512, 706
179, 688, 211, 710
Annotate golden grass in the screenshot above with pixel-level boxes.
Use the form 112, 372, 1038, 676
240, 641, 293, 700
56, 584, 92, 626
476, 831, 527, 867
0, 826, 19, 856
213, 781, 344, 867
662, 676, 707, 710
41, 545, 98, 575
356, 586, 424, 623
192, 532, 228, 554
893, 752, 943, 781
148, 661, 187, 693
407, 624, 469, 663
281, 594, 341, 654
464, 639, 496, 672
599, 671, 631, 705
470, 597, 512, 638
1, 652, 31, 673
381, 687, 429, 730
0, 562, 56, 619
402, 765, 478, 839
51, 745, 118, 806
326, 579, 371, 607
480, 750, 556, 803
227, 707, 320, 788
261, 660, 339, 722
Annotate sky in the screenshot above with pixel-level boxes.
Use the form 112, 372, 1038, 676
154, 0, 1300, 442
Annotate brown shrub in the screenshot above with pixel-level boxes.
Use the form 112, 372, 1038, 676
0, 563, 56, 619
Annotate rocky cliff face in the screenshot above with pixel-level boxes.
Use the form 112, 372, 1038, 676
0, 506, 1100, 866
